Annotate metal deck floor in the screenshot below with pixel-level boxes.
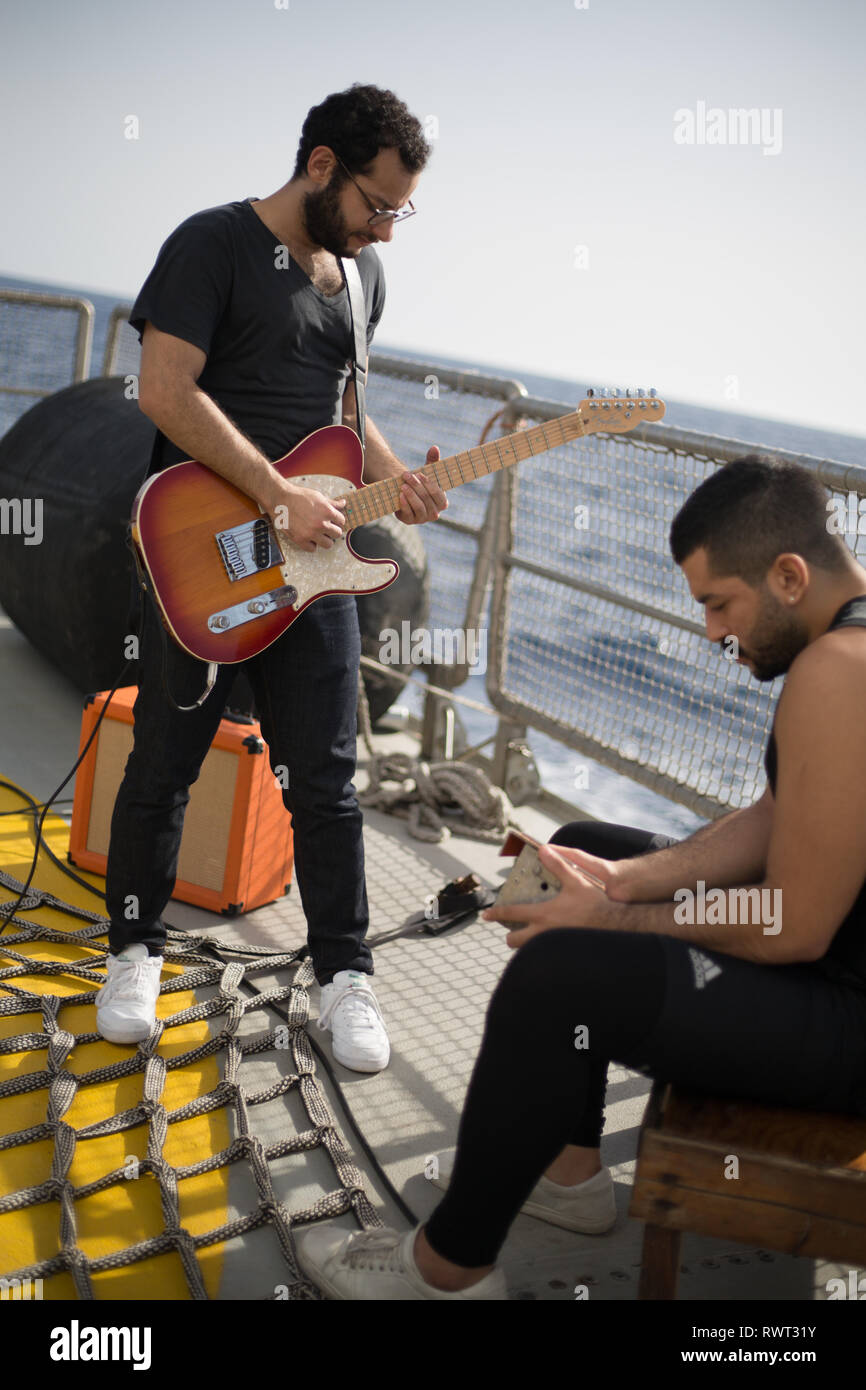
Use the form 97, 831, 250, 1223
0, 605, 842, 1300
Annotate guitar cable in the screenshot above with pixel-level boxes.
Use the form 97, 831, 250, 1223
0, 648, 140, 936
0, 523, 224, 934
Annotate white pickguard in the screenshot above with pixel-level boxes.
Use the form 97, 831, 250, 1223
275, 474, 397, 604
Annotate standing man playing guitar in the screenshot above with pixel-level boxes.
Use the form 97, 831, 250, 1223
96, 85, 447, 1069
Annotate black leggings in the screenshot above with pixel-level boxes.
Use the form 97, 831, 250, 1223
424, 821, 866, 1268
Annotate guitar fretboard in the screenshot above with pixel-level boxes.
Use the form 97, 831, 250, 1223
342, 409, 588, 531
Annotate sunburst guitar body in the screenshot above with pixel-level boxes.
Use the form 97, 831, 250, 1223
132, 393, 666, 664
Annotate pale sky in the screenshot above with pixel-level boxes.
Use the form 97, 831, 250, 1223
2, 0, 865, 436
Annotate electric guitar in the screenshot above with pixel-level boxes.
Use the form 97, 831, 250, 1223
131, 390, 666, 663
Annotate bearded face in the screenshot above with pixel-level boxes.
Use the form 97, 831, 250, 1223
301, 171, 362, 258
729, 583, 810, 681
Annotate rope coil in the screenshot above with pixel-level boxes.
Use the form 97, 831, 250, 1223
359, 751, 513, 843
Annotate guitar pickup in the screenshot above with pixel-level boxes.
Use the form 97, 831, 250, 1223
216, 517, 283, 582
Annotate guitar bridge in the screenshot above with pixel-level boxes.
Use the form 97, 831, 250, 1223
208, 584, 299, 632
216, 517, 283, 582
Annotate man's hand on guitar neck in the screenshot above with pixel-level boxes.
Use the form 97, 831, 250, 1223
393, 447, 448, 525
364, 421, 447, 527
343, 376, 447, 527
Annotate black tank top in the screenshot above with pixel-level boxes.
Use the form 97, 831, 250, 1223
764, 595, 866, 985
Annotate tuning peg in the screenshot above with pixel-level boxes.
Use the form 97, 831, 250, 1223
649, 388, 657, 398
586, 387, 595, 397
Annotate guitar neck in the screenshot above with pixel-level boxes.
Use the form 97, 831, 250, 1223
342, 409, 588, 531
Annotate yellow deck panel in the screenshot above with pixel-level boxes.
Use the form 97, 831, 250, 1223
0, 780, 229, 1299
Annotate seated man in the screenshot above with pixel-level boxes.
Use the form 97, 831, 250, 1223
297, 454, 866, 1299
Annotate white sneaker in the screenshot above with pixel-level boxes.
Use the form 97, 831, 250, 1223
317, 970, 390, 1073
429, 1149, 617, 1234
96, 943, 163, 1044
295, 1224, 507, 1300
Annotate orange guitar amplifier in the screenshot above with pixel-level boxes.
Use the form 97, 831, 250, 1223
69, 686, 294, 915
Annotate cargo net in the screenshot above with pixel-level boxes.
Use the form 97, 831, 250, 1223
0, 870, 380, 1300
0, 293, 90, 439
494, 430, 866, 819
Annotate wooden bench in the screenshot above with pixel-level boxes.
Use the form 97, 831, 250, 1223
629, 1081, 866, 1299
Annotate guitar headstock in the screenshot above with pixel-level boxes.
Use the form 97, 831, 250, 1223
579, 388, 666, 433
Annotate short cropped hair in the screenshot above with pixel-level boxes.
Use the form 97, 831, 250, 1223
669, 454, 850, 584
293, 84, 431, 179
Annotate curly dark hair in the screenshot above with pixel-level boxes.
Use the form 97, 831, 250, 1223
292, 83, 431, 179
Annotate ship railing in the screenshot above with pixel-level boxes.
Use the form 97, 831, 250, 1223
359, 361, 866, 822
11, 291, 866, 821
485, 399, 866, 820
0, 290, 93, 436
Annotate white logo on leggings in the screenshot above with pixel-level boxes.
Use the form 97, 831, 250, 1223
688, 948, 722, 989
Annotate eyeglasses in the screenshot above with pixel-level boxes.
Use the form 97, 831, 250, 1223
334, 156, 417, 228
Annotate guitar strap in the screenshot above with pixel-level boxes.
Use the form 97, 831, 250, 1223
340, 256, 368, 451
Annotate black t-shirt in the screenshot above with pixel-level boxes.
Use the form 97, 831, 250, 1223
129, 198, 386, 475
764, 594, 866, 985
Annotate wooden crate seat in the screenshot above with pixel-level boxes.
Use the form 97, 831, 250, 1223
630, 1080, 866, 1299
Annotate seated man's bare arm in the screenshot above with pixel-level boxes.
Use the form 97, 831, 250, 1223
584, 789, 775, 904
490, 631, 866, 963
762, 630, 866, 961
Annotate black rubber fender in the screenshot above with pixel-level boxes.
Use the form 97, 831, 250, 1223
352, 513, 430, 724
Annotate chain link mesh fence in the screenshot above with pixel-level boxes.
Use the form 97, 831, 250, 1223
0, 290, 93, 437
489, 415, 866, 818
101, 307, 141, 379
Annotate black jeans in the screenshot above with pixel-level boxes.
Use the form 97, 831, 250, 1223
424, 820, 866, 1268
105, 592, 371, 984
